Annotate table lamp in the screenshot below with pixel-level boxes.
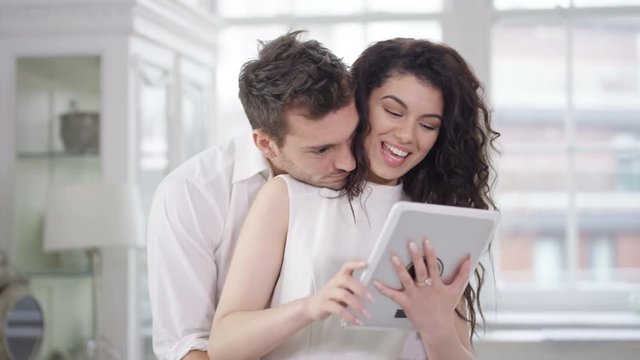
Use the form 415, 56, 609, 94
43, 183, 144, 358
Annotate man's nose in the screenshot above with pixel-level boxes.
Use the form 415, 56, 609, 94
335, 144, 356, 172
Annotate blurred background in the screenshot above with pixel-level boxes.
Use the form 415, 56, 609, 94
0, 0, 639, 359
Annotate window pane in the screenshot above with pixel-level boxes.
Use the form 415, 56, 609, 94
574, 0, 640, 7
577, 210, 640, 283
492, 21, 566, 108
497, 213, 568, 286
292, 0, 364, 16
293, 23, 366, 66
492, 21, 566, 146
367, 0, 442, 13
494, 0, 569, 10
219, 0, 290, 17
498, 151, 567, 192
366, 21, 442, 45
215, 26, 287, 143
495, 110, 565, 148
573, 18, 640, 147
575, 150, 640, 192
617, 151, 640, 191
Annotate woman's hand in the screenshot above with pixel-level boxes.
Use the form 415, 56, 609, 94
373, 238, 471, 342
304, 261, 374, 326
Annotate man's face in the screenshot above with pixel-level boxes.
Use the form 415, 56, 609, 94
271, 101, 359, 190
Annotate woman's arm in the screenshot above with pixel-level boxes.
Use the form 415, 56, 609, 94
207, 178, 372, 360
374, 239, 474, 360
207, 177, 303, 359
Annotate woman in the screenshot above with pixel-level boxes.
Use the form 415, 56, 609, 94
208, 38, 499, 360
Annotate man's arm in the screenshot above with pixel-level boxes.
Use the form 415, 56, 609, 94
147, 174, 224, 360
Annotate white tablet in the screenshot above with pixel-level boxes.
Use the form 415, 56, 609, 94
348, 201, 499, 330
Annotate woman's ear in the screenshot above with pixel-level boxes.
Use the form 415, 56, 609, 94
253, 129, 278, 159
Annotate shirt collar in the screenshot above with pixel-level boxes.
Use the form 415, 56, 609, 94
231, 133, 273, 183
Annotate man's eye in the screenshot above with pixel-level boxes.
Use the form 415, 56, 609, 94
384, 109, 402, 117
314, 147, 329, 155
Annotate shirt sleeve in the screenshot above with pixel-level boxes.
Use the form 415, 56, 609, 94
146, 173, 225, 360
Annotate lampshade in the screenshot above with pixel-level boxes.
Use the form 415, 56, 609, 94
43, 183, 145, 251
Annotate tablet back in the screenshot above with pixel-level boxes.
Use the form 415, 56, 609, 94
351, 201, 499, 330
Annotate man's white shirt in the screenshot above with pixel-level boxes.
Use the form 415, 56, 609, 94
146, 134, 271, 360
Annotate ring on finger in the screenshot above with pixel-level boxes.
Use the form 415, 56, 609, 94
415, 278, 432, 288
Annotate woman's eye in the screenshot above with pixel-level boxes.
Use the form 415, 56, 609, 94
314, 147, 329, 155
420, 123, 437, 131
384, 108, 402, 117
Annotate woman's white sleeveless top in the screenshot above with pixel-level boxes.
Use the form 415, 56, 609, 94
263, 175, 411, 360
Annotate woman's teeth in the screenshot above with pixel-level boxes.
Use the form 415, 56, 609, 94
384, 143, 408, 158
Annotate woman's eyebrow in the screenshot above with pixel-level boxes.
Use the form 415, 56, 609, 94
381, 95, 407, 109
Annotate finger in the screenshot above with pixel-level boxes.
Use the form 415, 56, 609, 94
373, 280, 409, 309
423, 239, 442, 285
338, 275, 375, 303
339, 260, 368, 276
326, 301, 362, 326
328, 288, 371, 319
390, 253, 414, 290
408, 240, 429, 282
451, 255, 472, 292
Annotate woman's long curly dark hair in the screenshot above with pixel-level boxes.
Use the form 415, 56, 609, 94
343, 38, 500, 343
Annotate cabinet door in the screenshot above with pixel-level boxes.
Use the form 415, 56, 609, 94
136, 61, 172, 212
14, 55, 102, 360
15, 56, 102, 276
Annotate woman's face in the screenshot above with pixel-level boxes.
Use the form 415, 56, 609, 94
364, 74, 443, 185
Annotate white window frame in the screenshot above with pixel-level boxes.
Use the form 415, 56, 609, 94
476, 0, 640, 336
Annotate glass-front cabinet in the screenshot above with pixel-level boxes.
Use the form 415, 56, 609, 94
15, 56, 101, 276
0, 1, 216, 359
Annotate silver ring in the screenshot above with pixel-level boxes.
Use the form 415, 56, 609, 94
415, 278, 432, 288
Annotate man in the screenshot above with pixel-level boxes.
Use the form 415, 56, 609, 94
147, 31, 359, 360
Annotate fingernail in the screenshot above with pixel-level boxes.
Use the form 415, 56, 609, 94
373, 280, 382, 288
366, 292, 375, 303
424, 239, 432, 250
354, 318, 363, 326
362, 308, 372, 319
409, 241, 418, 253
392, 255, 401, 265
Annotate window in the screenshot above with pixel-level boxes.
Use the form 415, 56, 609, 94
490, 1, 640, 322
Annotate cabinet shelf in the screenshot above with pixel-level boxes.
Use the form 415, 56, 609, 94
17, 152, 99, 159
19, 270, 93, 278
